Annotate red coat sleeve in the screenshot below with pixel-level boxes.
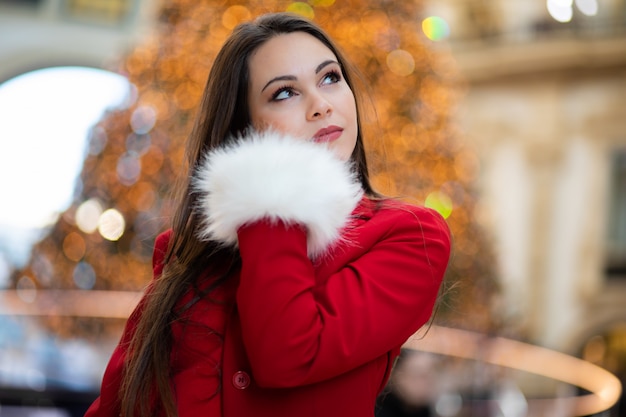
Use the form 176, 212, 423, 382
235, 205, 450, 388
84, 230, 171, 416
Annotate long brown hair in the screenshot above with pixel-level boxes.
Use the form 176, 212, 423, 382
120, 12, 377, 416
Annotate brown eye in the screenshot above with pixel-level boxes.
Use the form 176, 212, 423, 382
271, 86, 296, 101
321, 70, 341, 85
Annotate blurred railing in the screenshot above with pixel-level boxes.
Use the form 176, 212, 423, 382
0, 289, 141, 318
0, 289, 621, 416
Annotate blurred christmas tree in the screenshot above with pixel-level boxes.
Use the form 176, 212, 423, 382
15, 0, 498, 337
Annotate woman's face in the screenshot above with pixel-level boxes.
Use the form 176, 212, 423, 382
247, 32, 358, 161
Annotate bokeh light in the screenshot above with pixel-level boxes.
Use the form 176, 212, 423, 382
73, 261, 97, 290
575, 0, 598, 16
551, 0, 573, 6
422, 16, 450, 41
130, 106, 157, 134
62, 232, 86, 262
75, 198, 103, 233
309, 0, 335, 6
221, 5, 251, 30
286, 2, 314, 19
425, 191, 453, 219
386, 49, 415, 76
117, 153, 142, 185
547, 0, 574, 22
98, 209, 125, 241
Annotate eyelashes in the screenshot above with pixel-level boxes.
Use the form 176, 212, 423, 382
269, 69, 343, 102
322, 69, 341, 85
270, 85, 294, 102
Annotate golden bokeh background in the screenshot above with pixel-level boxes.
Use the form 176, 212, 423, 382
14, 0, 497, 339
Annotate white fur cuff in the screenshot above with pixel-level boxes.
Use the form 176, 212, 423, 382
193, 130, 363, 258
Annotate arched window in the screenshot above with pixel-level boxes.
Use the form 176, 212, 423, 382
0, 66, 130, 269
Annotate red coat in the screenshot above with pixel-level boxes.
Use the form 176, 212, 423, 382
85, 197, 451, 417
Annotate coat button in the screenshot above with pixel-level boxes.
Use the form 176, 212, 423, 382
232, 371, 251, 389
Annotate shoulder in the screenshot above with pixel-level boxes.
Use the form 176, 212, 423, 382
362, 199, 452, 262
345, 197, 451, 261
371, 199, 450, 237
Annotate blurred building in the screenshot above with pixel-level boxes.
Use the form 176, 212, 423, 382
423, 0, 626, 404
0, 0, 156, 413
0, 0, 158, 82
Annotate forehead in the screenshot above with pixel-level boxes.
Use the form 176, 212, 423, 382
248, 32, 337, 80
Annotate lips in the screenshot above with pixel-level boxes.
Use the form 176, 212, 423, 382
312, 126, 343, 143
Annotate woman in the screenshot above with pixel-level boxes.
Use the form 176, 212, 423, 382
85, 12, 451, 417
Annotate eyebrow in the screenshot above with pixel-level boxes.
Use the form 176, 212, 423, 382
261, 59, 339, 92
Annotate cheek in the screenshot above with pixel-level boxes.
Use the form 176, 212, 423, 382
348, 96, 358, 122
250, 108, 277, 132
251, 117, 271, 131
249, 98, 284, 132
258, 118, 293, 134
344, 98, 358, 141
339, 89, 358, 124
251, 108, 302, 136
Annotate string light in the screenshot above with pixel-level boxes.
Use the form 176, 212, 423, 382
404, 326, 623, 416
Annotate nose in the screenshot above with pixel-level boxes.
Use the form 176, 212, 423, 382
307, 93, 332, 121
